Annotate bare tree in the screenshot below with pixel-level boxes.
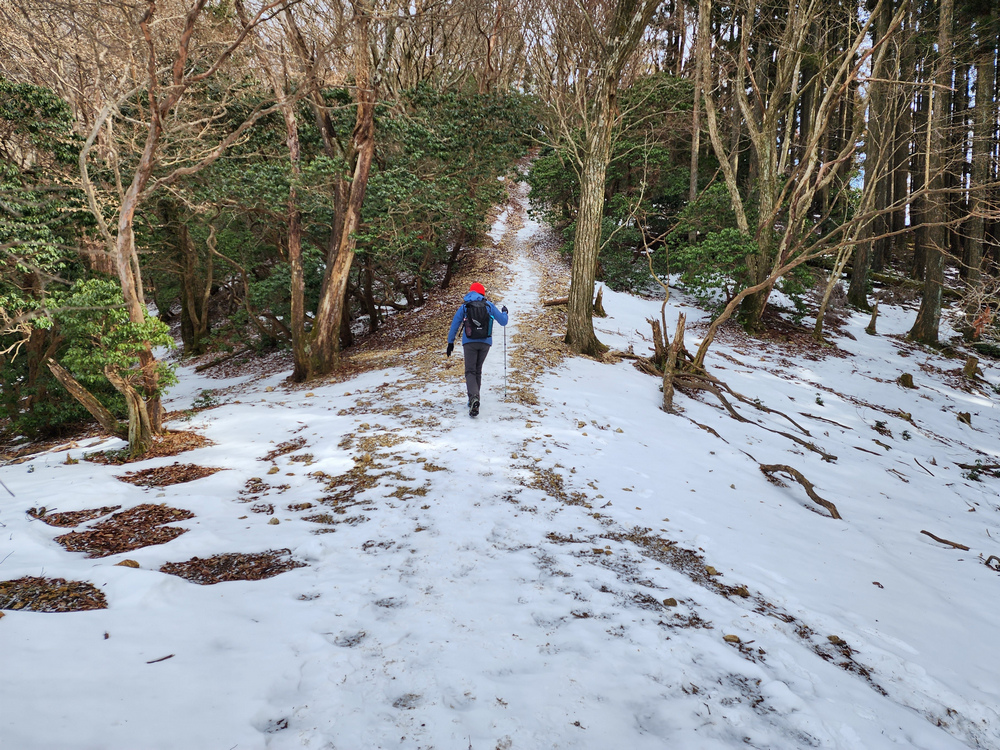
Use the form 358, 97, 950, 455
907, 0, 953, 345
531, 0, 664, 357
690, 0, 909, 366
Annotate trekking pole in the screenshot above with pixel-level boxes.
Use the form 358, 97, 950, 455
503, 324, 508, 401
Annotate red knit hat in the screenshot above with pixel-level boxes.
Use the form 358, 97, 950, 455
469, 282, 486, 295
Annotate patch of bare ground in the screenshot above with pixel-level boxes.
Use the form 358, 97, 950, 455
159, 549, 306, 584
85, 430, 213, 465
27, 505, 121, 527
116, 462, 225, 488
0, 576, 108, 612
54, 503, 194, 558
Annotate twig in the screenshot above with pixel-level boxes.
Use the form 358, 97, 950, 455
798, 412, 853, 430
760, 464, 843, 519
913, 458, 935, 477
0, 477, 16, 497
146, 654, 175, 664
0, 550, 13, 566
985, 555, 1000, 571
920, 530, 970, 551
194, 347, 253, 373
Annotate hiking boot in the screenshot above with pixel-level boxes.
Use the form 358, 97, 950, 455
469, 397, 480, 417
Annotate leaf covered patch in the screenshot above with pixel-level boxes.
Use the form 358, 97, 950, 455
0, 576, 107, 612
27, 505, 121, 527
159, 549, 306, 584
55, 503, 194, 558
116, 462, 224, 487
85, 430, 213, 464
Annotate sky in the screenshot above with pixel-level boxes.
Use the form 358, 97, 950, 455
2, 179, 999, 750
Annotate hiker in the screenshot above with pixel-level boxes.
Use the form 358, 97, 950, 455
446, 282, 508, 417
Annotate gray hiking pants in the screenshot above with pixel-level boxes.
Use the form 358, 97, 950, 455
463, 342, 491, 401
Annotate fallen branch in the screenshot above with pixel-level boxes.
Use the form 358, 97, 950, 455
913, 458, 935, 477
955, 462, 1000, 472
542, 296, 568, 307
920, 530, 969, 551
760, 464, 842, 519
194, 347, 253, 373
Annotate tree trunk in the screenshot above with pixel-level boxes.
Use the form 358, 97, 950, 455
887, 11, 915, 271
968, 12, 996, 290
849, 0, 893, 309
565, 87, 613, 357
46, 359, 124, 438
688, 14, 703, 246
562, 0, 662, 357
179, 222, 213, 356
909, 0, 953, 345
910, 83, 929, 280
104, 366, 154, 457
305, 11, 377, 378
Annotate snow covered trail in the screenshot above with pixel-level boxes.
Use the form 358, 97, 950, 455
3, 176, 999, 749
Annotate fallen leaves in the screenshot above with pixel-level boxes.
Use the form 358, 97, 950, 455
27, 505, 121, 527
0, 576, 107, 612
86, 430, 213, 464
55, 503, 195, 558
116, 462, 224, 488
159, 549, 306, 585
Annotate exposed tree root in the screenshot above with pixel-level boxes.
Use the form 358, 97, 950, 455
759, 464, 843, 520
683, 416, 728, 442
679, 374, 837, 462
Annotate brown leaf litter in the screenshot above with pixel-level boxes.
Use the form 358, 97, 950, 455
159, 549, 306, 584
0, 576, 107, 612
85, 430, 214, 464
116, 462, 225, 487
27, 505, 121, 527
55, 503, 195, 558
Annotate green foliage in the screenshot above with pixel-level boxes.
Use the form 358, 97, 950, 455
0, 78, 97, 439
1, 78, 87, 317
54, 279, 176, 396
668, 183, 740, 242
774, 266, 815, 324
671, 229, 758, 310
0, 77, 81, 165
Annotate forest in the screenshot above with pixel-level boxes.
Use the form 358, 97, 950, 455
1, 0, 999, 456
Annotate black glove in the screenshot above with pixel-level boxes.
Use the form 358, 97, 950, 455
501, 305, 508, 313
446, 342, 454, 357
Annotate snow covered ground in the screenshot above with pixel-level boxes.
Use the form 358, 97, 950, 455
3, 180, 1000, 750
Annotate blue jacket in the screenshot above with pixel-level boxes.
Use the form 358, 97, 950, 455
448, 292, 508, 346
